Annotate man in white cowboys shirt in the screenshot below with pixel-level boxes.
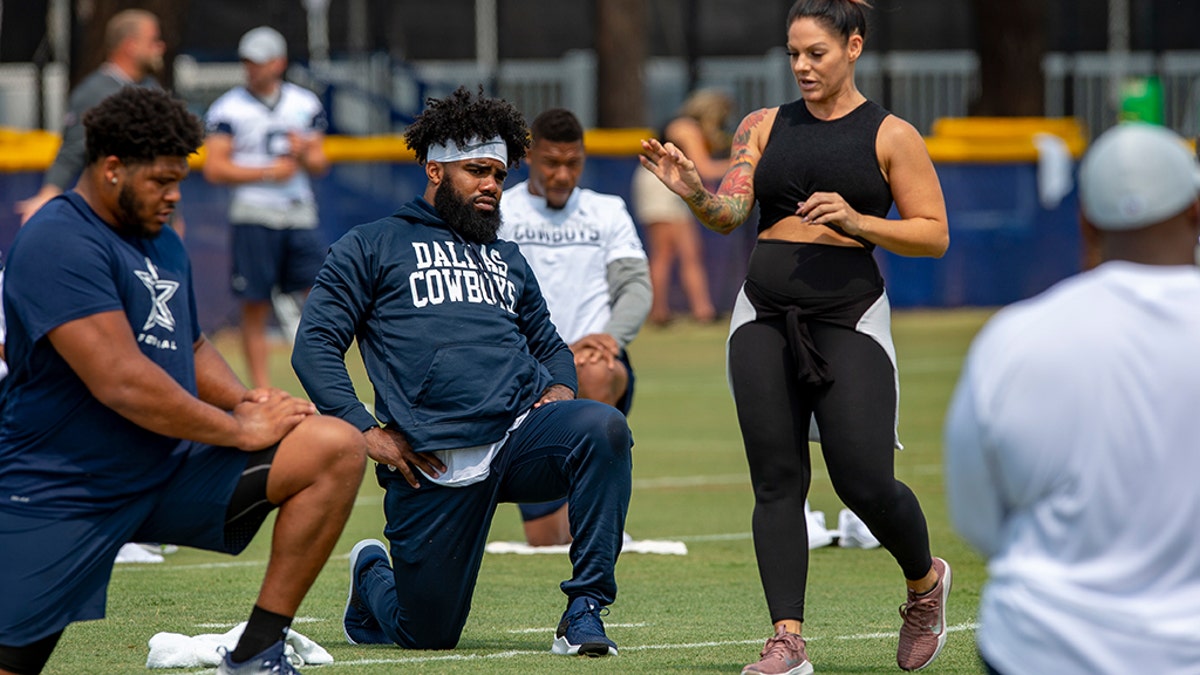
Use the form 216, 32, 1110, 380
499, 108, 652, 546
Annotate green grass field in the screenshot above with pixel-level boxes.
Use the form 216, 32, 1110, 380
41, 309, 995, 674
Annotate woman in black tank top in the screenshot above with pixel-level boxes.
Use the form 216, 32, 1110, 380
639, 2, 952, 673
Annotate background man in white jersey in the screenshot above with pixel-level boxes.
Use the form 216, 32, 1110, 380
499, 108, 651, 546
203, 26, 329, 389
944, 122, 1200, 675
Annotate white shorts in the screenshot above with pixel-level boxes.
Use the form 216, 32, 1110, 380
631, 166, 692, 224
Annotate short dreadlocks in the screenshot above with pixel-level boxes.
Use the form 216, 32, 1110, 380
404, 86, 529, 168
83, 87, 204, 166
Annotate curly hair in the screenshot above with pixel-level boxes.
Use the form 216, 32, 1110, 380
83, 87, 204, 166
404, 85, 529, 167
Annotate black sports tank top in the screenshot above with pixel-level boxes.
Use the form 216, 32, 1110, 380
753, 99, 894, 245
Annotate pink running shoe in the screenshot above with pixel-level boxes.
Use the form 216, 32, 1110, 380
741, 625, 813, 675
897, 557, 952, 671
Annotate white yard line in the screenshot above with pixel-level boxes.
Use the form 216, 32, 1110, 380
301, 623, 979, 668
193, 617, 325, 629
507, 622, 648, 634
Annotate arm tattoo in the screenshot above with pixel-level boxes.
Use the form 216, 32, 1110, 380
685, 109, 770, 233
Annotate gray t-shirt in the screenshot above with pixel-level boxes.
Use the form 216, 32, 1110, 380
43, 64, 159, 190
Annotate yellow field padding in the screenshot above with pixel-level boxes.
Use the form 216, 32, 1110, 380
927, 117, 1089, 161
3, 119, 1194, 169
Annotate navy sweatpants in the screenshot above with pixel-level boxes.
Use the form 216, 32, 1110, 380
359, 399, 632, 649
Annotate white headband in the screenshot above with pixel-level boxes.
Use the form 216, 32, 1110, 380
426, 135, 508, 165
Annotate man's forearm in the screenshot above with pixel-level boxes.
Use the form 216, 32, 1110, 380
194, 336, 250, 410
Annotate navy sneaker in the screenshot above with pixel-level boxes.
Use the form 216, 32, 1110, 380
551, 596, 618, 657
216, 640, 298, 674
344, 539, 391, 645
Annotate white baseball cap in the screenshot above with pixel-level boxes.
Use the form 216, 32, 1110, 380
1078, 122, 1200, 231
238, 26, 287, 64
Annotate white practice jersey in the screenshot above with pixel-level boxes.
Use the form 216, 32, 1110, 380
205, 82, 326, 228
945, 261, 1200, 675
499, 183, 646, 343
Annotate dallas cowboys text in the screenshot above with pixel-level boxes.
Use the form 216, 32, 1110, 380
409, 241, 517, 313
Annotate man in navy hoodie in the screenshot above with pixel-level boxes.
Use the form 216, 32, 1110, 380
292, 87, 632, 657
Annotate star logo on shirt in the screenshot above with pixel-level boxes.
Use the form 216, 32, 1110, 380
134, 257, 178, 332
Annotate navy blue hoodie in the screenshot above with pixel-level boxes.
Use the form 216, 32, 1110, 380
292, 197, 577, 452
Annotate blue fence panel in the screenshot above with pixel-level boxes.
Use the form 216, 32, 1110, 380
880, 162, 1082, 308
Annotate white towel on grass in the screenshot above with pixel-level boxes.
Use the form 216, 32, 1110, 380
146, 622, 333, 668
836, 508, 881, 549
114, 542, 163, 564
806, 501, 835, 549
805, 503, 882, 549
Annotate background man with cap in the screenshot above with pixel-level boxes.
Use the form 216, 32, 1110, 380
203, 26, 329, 389
15, 9, 166, 225
944, 122, 1200, 675
292, 86, 632, 658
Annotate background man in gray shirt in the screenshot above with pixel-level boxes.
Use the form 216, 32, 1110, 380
15, 9, 165, 225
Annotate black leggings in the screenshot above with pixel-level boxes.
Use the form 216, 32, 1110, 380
728, 244, 931, 623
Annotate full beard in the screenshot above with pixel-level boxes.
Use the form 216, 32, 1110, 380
433, 181, 501, 244
115, 184, 162, 239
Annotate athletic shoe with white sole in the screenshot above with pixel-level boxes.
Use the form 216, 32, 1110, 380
216, 640, 299, 674
741, 626, 813, 675
344, 539, 391, 645
551, 596, 618, 657
897, 556, 952, 671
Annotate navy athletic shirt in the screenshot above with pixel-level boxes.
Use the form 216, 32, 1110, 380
0, 192, 199, 516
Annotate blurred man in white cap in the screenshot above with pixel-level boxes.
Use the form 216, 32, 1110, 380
944, 122, 1200, 675
203, 26, 329, 389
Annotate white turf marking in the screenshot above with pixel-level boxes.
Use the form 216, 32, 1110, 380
308, 623, 979, 668
677, 531, 753, 542
508, 622, 648, 634
633, 474, 746, 489
115, 560, 265, 572
194, 617, 325, 629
